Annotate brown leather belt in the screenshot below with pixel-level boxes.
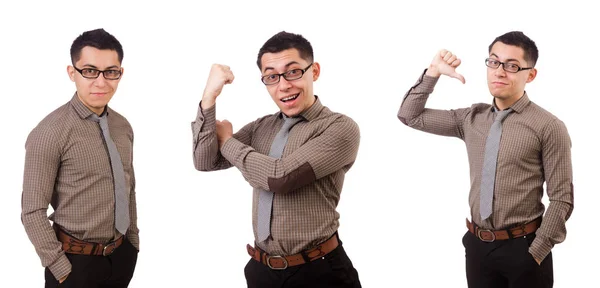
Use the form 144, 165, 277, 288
247, 234, 339, 270
466, 217, 541, 242
56, 228, 123, 256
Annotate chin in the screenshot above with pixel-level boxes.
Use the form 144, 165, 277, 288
92, 102, 108, 108
282, 108, 299, 117
281, 109, 294, 116
492, 94, 512, 102
489, 89, 504, 98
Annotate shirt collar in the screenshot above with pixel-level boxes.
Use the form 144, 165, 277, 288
491, 92, 530, 114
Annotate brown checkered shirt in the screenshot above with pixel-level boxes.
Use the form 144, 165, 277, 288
398, 71, 574, 261
192, 97, 360, 256
21, 94, 139, 280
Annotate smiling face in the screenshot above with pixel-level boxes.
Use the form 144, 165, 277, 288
487, 41, 536, 108
260, 48, 320, 117
67, 46, 123, 115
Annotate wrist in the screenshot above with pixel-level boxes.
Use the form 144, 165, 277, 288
425, 65, 441, 78
219, 135, 232, 148
59, 274, 69, 283
201, 97, 216, 110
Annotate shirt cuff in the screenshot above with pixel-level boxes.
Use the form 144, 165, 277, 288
127, 233, 140, 251
48, 254, 71, 281
528, 235, 553, 261
196, 101, 216, 127
417, 69, 440, 92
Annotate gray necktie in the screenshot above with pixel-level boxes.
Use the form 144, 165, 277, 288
90, 113, 130, 234
256, 115, 303, 242
480, 108, 513, 220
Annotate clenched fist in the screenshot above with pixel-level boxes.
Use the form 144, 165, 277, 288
216, 119, 233, 148
201, 64, 235, 109
426, 49, 465, 84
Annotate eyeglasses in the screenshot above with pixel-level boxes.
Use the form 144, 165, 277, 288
485, 58, 532, 73
74, 66, 122, 80
261, 63, 313, 85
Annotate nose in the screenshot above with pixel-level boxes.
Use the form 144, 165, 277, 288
494, 64, 506, 77
93, 72, 108, 87
278, 76, 293, 91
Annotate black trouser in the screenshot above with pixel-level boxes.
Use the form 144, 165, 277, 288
45, 238, 138, 288
244, 243, 361, 288
463, 231, 553, 288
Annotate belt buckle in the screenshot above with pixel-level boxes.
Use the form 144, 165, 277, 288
102, 241, 117, 256
477, 229, 496, 242
266, 255, 288, 270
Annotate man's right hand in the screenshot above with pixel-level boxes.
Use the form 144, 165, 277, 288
201, 64, 235, 110
426, 49, 465, 84
59, 274, 69, 283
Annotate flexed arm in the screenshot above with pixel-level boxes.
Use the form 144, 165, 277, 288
398, 49, 470, 139
192, 64, 252, 171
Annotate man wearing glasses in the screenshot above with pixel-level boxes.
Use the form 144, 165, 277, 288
22, 28, 139, 287
397, 31, 573, 287
192, 31, 362, 287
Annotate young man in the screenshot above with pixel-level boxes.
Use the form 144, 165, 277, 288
397, 31, 573, 288
22, 28, 139, 288
192, 31, 362, 287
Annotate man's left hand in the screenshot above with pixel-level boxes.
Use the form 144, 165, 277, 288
216, 120, 233, 148
530, 253, 542, 265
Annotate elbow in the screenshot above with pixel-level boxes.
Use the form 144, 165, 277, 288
267, 162, 316, 194
397, 112, 416, 127
397, 106, 412, 126
193, 158, 214, 172
21, 207, 44, 227
397, 113, 408, 125
193, 158, 206, 171
193, 160, 216, 172
192, 151, 215, 171
397, 109, 421, 128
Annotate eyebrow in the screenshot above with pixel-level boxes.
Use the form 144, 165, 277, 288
263, 61, 301, 73
81, 64, 120, 69
490, 53, 521, 63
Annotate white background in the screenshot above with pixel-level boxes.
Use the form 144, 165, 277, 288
1, 1, 597, 287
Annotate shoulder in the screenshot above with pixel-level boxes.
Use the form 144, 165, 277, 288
319, 107, 360, 138
521, 101, 571, 144
107, 107, 133, 131
255, 112, 278, 124
26, 102, 72, 150
469, 102, 492, 114
526, 101, 568, 132
526, 101, 562, 122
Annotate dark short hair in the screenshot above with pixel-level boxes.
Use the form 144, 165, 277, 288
489, 31, 538, 66
257, 31, 313, 69
70, 28, 123, 65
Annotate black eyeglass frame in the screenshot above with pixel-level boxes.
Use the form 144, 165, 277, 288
73, 66, 123, 80
261, 63, 314, 85
485, 58, 533, 73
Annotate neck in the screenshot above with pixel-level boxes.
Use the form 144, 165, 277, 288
307, 94, 316, 107
494, 92, 524, 110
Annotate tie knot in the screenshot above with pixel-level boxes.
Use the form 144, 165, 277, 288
89, 114, 107, 122
88, 114, 109, 131
281, 115, 303, 130
494, 108, 512, 122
